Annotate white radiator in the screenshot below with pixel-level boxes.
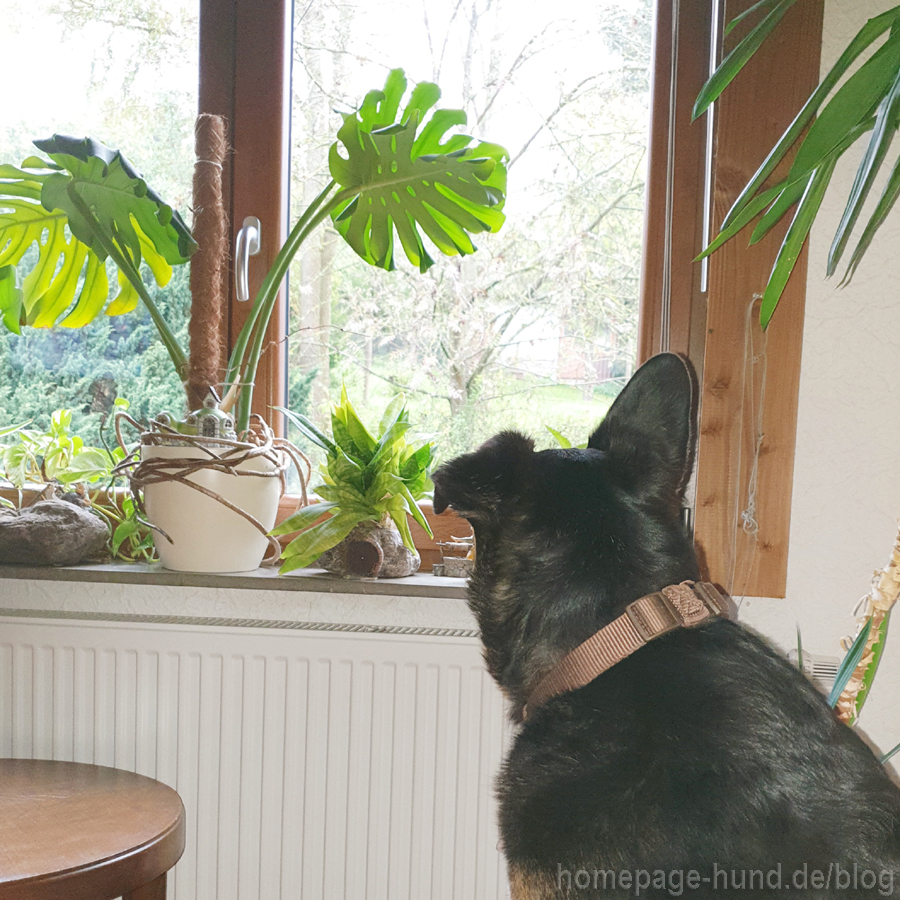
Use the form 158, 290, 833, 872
0, 614, 511, 900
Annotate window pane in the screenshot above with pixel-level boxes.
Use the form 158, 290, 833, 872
289, 0, 650, 456
0, 0, 199, 441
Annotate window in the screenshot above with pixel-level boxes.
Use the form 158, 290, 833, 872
1, 0, 824, 595
281, 0, 654, 459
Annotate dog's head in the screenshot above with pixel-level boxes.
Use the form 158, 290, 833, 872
431, 353, 700, 707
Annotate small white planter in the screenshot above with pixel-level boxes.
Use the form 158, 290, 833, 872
140, 438, 286, 573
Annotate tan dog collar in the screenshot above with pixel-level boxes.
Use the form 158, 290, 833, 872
522, 582, 735, 721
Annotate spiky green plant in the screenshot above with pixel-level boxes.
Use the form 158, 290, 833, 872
272, 389, 435, 574
694, 2, 900, 328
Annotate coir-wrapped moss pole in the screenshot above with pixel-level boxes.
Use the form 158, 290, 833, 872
187, 114, 228, 411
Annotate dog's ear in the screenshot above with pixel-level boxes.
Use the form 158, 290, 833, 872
588, 353, 695, 513
432, 431, 535, 518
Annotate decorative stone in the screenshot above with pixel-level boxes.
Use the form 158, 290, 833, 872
0, 499, 109, 566
317, 518, 420, 579
433, 556, 474, 578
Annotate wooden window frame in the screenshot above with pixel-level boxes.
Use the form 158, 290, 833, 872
640, 0, 824, 598
199, 0, 292, 435
201, 0, 824, 592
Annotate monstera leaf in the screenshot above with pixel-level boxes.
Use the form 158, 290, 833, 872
34, 135, 196, 266
328, 69, 508, 272
0, 264, 22, 333
0, 136, 196, 335
229, 69, 509, 432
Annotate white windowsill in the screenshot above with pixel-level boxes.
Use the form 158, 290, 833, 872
0, 563, 476, 635
0, 561, 468, 598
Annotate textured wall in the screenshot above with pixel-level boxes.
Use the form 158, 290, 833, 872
741, 0, 900, 760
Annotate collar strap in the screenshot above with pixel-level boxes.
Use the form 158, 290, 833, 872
522, 581, 735, 721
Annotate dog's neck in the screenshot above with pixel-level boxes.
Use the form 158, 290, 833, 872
465, 507, 702, 718
520, 581, 734, 720
473, 565, 703, 720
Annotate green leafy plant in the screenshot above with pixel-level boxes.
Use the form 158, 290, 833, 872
1, 409, 91, 486
99, 493, 156, 562
272, 388, 435, 574
0, 402, 155, 561
545, 425, 588, 449
694, 1, 900, 327
827, 617, 873, 709
0, 69, 508, 432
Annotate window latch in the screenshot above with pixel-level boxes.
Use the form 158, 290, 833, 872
235, 216, 261, 302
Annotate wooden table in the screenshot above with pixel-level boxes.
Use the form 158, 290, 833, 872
0, 759, 185, 900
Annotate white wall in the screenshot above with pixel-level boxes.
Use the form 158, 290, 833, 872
740, 0, 900, 760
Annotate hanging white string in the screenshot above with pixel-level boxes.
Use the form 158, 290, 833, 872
727, 295, 768, 605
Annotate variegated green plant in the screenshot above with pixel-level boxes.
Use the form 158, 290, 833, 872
694, 1, 900, 328
0, 69, 508, 433
272, 389, 435, 575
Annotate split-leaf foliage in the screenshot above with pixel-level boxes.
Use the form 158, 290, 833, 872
0, 70, 507, 433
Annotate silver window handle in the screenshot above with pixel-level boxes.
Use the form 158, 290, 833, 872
235, 216, 261, 302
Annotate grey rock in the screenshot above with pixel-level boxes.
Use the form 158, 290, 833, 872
0, 499, 109, 566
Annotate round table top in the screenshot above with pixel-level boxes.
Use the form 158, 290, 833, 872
0, 759, 185, 900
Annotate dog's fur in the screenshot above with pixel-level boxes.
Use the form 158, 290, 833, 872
432, 353, 900, 898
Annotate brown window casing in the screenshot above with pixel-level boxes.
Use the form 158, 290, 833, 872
641, 0, 824, 598
199, 0, 291, 436
638, 0, 712, 367
203, 0, 824, 591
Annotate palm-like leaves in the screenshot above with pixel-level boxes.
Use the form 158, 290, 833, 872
695, 2, 900, 327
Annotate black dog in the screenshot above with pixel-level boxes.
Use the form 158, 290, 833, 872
432, 353, 900, 899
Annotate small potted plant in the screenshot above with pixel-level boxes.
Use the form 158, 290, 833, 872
0, 69, 508, 572
0, 405, 156, 565
273, 389, 434, 578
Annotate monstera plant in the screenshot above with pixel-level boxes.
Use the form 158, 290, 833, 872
0, 69, 508, 434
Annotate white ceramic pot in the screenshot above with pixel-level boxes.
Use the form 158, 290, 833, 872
141, 440, 285, 573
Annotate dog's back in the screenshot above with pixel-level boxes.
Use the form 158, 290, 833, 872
432, 353, 900, 898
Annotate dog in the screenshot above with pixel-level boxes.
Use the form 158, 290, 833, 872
432, 353, 900, 898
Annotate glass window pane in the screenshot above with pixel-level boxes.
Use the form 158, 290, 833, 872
0, 0, 199, 441
289, 0, 650, 456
